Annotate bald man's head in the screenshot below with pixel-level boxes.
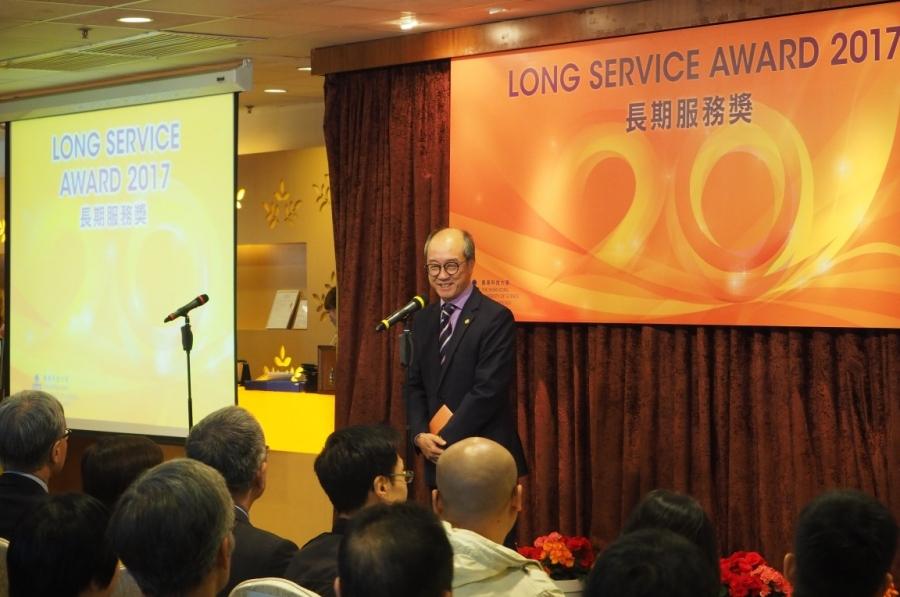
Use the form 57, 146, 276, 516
435, 437, 518, 526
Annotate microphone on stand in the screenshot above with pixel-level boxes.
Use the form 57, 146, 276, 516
376, 295, 427, 331
163, 294, 209, 323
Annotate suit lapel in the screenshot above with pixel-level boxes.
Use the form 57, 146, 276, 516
437, 287, 482, 389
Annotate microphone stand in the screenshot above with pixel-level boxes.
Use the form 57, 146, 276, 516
399, 315, 415, 492
399, 316, 413, 369
180, 315, 194, 429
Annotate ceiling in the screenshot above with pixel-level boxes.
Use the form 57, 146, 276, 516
0, 0, 625, 110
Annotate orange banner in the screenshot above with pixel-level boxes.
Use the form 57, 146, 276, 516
450, 4, 900, 327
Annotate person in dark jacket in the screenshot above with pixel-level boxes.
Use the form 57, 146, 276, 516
405, 228, 527, 487
284, 425, 409, 597
0, 390, 69, 539
186, 406, 298, 596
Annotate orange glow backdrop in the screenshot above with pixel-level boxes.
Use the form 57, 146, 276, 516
450, 4, 900, 327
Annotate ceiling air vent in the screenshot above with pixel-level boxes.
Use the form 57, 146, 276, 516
8, 52, 136, 72
5, 31, 254, 72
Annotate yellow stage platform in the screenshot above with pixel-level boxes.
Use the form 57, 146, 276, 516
238, 387, 335, 454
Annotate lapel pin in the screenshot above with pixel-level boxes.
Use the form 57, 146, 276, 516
464, 318, 471, 326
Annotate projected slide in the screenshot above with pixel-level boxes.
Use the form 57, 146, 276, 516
9, 93, 235, 437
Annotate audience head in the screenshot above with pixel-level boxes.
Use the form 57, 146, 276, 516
7, 493, 117, 597
108, 458, 235, 597
81, 434, 164, 509
0, 389, 68, 475
186, 406, 267, 500
585, 528, 721, 597
433, 436, 521, 543
314, 424, 408, 515
622, 489, 719, 574
786, 489, 897, 597
336, 502, 452, 597
324, 286, 337, 325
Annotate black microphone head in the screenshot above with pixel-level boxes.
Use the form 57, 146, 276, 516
163, 294, 210, 323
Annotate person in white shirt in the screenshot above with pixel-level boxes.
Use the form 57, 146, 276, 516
432, 437, 564, 597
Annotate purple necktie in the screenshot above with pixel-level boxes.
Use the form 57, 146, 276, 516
439, 303, 456, 366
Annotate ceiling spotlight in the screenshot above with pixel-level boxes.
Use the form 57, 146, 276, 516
488, 7, 508, 15
264, 88, 287, 93
117, 16, 153, 24
399, 14, 418, 30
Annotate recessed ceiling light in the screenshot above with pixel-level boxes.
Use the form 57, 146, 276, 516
488, 7, 508, 15
399, 14, 418, 30
117, 16, 153, 24
264, 88, 287, 93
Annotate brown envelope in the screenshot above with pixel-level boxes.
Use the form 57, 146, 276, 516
428, 404, 453, 435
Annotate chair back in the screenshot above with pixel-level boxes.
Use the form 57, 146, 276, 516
0, 537, 9, 597
110, 565, 142, 597
229, 577, 321, 597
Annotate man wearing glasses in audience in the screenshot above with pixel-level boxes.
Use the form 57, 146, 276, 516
284, 424, 411, 597
406, 227, 527, 489
0, 390, 70, 539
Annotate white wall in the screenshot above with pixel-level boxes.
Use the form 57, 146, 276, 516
238, 102, 325, 155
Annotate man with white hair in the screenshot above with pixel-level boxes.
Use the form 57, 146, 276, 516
186, 406, 298, 596
0, 390, 69, 538
433, 437, 563, 596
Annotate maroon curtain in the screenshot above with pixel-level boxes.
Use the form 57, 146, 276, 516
514, 324, 900, 563
324, 62, 900, 566
324, 61, 449, 431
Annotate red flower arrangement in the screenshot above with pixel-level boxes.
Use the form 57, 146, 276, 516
517, 532, 595, 580
720, 551, 792, 597
720, 551, 898, 597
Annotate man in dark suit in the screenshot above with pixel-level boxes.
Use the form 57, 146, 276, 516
284, 425, 410, 597
0, 390, 69, 539
186, 406, 298, 596
405, 227, 527, 487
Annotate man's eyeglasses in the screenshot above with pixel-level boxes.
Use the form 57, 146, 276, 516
390, 470, 415, 484
59, 428, 72, 441
426, 261, 465, 277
